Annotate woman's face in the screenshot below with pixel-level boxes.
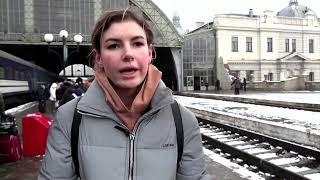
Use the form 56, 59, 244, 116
95, 20, 152, 91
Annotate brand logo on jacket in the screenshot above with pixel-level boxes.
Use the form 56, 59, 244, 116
162, 143, 174, 148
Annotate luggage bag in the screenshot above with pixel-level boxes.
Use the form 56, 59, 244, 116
0, 134, 22, 163
0, 112, 23, 163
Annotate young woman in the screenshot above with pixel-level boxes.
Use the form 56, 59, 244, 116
39, 8, 208, 180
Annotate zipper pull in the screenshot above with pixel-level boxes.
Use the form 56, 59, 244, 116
129, 133, 135, 141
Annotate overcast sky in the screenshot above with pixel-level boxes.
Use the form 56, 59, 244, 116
151, 0, 320, 31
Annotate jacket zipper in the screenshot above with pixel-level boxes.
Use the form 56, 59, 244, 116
128, 133, 135, 180
78, 109, 158, 180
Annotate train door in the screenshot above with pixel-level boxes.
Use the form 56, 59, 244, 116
194, 76, 200, 91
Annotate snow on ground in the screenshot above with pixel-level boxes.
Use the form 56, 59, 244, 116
176, 92, 320, 180
198, 91, 320, 104
204, 148, 265, 180
174, 95, 320, 135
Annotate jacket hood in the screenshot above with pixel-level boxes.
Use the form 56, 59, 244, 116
77, 80, 174, 118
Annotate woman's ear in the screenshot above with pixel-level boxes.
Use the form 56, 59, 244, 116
148, 44, 154, 64
93, 49, 102, 67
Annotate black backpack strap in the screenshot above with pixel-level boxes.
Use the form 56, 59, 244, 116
71, 97, 82, 178
171, 100, 184, 168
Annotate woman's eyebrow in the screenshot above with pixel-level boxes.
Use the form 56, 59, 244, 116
104, 36, 145, 43
104, 38, 120, 43
131, 36, 145, 41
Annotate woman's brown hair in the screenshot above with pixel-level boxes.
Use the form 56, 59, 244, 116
91, 8, 154, 54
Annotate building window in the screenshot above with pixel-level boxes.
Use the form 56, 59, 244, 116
187, 76, 193, 86
309, 39, 314, 53
285, 39, 289, 52
267, 38, 273, 52
232, 37, 238, 52
309, 72, 314, 81
246, 37, 252, 52
292, 39, 296, 52
268, 73, 273, 81
200, 76, 208, 86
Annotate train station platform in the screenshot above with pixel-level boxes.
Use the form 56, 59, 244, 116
177, 90, 320, 111
175, 91, 320, 149
1, 101, 247, 180
5, 89, 319, 180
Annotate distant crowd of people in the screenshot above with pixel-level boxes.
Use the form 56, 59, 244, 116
231, 77, 246, 95
214, 77, 247, 95
37, 76, 94, 113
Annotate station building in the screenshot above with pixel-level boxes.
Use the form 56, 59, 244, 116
183, 0, 320, 91
0, 0, 183, 90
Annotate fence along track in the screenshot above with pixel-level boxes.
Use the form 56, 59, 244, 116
199, 117, 320, 179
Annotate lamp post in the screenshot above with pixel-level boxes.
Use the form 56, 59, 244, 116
44, 31, 83, 77
72, 33, 83, 77
59, 30, 68, 77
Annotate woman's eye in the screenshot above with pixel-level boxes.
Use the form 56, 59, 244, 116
133, 42, 144, 47
107, 44, 119, 49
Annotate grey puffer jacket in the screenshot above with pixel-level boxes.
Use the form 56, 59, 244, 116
38, 80, 209, 180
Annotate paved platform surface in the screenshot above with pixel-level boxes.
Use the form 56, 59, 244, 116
1, 102, 246, 179
1, 109, 246, 180
0, 156, 41, 180
0, 155, 246, 180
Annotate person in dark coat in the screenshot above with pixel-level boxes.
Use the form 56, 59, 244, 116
243, 78, 247, 91
215, 79, 220, 91
231, 77, 241, 95
37, 85, 46, 113
59, 83, 84, 106
56, 80, 73, 101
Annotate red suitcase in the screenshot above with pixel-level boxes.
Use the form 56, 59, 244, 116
0, 134, 22, 163
22, 112, 51, 157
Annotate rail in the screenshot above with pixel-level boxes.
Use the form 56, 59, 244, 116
199, 117, 320, 179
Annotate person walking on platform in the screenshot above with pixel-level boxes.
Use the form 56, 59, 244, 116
58, 83, 84, 106
37, 85, 46, 113
215, 79, 220, 91
39, 8, 209, 180
48, 80, 59, 113
231, 76, 241, 95
243, 77, 247, 91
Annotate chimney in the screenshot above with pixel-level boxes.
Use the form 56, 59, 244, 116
249, 9, 253, 17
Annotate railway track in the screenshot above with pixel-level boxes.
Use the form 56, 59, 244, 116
199, 117, 320, 180
176, 92, 320, 112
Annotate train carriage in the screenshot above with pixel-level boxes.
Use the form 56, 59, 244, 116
0, 50, 58, 109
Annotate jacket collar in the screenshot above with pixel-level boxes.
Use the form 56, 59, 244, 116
77, 79, 174, 119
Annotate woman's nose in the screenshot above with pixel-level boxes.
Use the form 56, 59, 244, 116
123, 44, 134, 61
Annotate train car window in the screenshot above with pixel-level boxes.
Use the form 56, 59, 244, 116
7, 67, 13, 80
26, 72, 32, 80
0, 66, 4, 79
20, 72, 25, 80
15, 70, 19, 80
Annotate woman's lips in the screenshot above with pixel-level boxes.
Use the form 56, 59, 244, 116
119, 68, 138, 78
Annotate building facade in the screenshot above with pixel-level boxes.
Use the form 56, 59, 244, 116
182, 24, 216, 91
0, 0, 184, 90
183, 0, 320, 91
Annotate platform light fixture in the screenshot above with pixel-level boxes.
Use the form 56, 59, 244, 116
44, 33, 54, 43
44, 31, 83, 77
